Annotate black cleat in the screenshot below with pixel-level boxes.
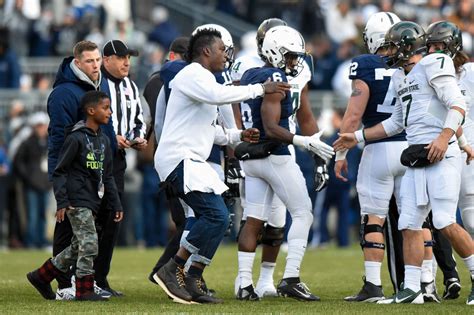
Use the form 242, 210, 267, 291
185, 275, 223, 304
421, 281, 441, 303
277, 277, 320, 302
236, 284, 260, 301
344, 278, 384, 303
102, 286, 123, 297
443, 278, 461, 300
149, 270, 158, 285
76, 292, 109, 302
27, 271, 56, 300
200, 276, 216, 297
154, 259, 193, 304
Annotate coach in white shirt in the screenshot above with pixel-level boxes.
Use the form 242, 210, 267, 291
153, 28, 290, 304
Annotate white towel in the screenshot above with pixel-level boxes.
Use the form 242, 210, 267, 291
414, 167, 429, 206
183, 158, 228, 195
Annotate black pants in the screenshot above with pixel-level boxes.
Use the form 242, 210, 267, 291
385, 197, 404, 293
151, 195, 186, 274
52, 150, 126, 289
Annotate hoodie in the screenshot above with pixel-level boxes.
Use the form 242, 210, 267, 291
53, 121, 122, 213
47, 56, 117, 181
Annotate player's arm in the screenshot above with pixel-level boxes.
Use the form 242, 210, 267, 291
231, 79, 244, 129
263, 91, 334, 160
425, 56, 466, 162
295, 84, 318, 136
261, 92, 293, 143
334, 78, 369, 181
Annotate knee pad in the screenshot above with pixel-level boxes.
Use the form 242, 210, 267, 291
261, 224, 285, 247
359, 216, 385, 250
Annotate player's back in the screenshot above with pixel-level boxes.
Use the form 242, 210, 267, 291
241, 66, 292, 155
349, 54, 406, 144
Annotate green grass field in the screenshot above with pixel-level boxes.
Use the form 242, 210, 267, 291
0, 245, 470, 314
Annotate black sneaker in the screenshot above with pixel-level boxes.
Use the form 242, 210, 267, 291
184, 275, 223, 304
154, 259, 193, 304
102, 286, 123, 297
236, 284, 260, 301
277, 278, 320, 302
467, 276, 474, 305
344, 278, 384, 303
443, 278, 461, 300
27, 271, 56, 300
421, 281, 441, 303
77, 292, 109, 302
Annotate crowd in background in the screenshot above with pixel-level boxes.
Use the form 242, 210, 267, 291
0, 0, 472, 250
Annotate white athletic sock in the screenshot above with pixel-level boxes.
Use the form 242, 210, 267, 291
364, 261, 382, 286
404, 265, 422, 292
257, 261, 276, 285
462, 254, 474, 278
421, 259, 434, 283
432, 257, 438, 280
283, 239, 307, 279
238, 251, 256, 288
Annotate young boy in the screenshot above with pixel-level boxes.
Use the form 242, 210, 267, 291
27, 91, 123, 301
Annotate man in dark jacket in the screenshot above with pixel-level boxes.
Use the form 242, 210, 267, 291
47, 40, 119, 300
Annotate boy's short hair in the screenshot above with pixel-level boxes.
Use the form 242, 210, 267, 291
73, 40, 99, 58
80, 91, 109, 114
186, 28, 221, 63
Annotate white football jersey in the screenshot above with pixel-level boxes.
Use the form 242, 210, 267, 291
458, 62, 474, 144
390, 53, 464, 145
231, 55, 265, 129
287, 61, 312, 133
231, 55, 312, 131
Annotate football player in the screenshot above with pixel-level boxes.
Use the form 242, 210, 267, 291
235, 25, 334, 302
232, 18, 327, 300
425, 20, 474, 300
335, 21, 474, 305
334, 12, 405, 303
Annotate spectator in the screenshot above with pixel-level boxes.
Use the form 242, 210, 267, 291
0, 141, 9, 248
0, 27, 21, 89
13, 112, 51, 248
148, 6, 180, 50
307, 34, 343, 90
324, 0, 357, 44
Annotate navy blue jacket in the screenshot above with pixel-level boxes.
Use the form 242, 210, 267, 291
47, 56, 117, 180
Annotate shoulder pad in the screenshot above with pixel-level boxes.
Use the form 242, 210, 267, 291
348, 54, 384, 80
420, 53, 455, 81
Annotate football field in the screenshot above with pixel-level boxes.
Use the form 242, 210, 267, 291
0, 244, 470, 314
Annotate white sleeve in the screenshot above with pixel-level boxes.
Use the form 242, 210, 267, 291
423, 53, 456, 81
179, 66, 264, 105
430, 75, 467, 111
381, 88, 405, 136
154, 86, 166, 145
217, 104, 237, 129
213, 126, 241, 146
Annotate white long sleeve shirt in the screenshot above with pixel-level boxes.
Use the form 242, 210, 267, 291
154, 62, 264, 190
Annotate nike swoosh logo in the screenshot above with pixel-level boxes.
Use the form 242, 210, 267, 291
445, 156, 453, 159
410, 159, 418, 166
241, 153, 250, 159
395, 293, 416, 303
293, 287, 311, 299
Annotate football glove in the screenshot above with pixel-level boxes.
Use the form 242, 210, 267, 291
293, 130, 334, 161
314, 155, 329, 192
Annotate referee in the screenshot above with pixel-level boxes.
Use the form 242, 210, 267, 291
97, 40, 147, 296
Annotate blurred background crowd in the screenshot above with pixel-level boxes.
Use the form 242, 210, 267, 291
0, 0, 472, 250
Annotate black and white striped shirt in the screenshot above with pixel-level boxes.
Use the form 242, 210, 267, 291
103, 69, 146, 140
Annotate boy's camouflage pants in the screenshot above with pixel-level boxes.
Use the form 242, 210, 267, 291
51, 207, 98, 278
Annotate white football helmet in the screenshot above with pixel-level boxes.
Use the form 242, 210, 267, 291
193, 23, 234, 68
261, 25, 305, 77
363, 12, 401, 54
